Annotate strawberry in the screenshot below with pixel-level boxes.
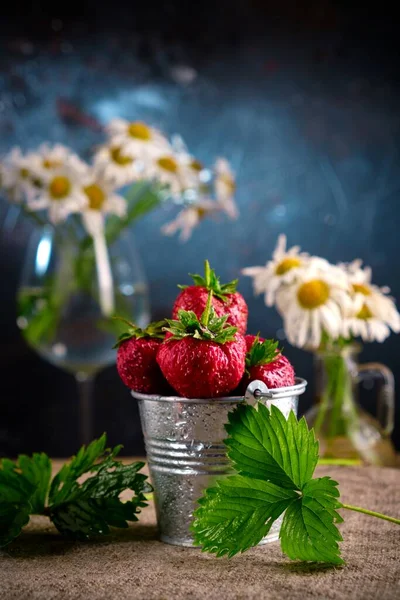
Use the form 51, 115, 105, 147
115, 320, 172, 394
239, 334, 295, 392
158, 292, 246, 398
173, 260, 248, 334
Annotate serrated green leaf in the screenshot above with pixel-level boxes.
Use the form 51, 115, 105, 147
49, 460, 150, 540
49, 434, 109, 505
13, 453, 52, 514
280, 477, 344, 565
192, 476, 297, 557
0, 465, 36, 547
225, 404, 319, 489
48, 435, 151, 540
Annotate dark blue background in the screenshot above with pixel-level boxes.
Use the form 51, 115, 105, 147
1, 1, 399, 456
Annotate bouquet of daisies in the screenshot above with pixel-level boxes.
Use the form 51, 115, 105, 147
243, 235, 399, 460
243, 234, 400, 349
0, 119, 237, 318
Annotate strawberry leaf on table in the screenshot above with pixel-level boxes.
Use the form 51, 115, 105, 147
0, 435, 151, 547
48, 435, 150, 540
1, 453, 52, 514
246, 335, 280, 368
178, 259, 238, 302
0, 465, 36, 547
192, 403, 345, 565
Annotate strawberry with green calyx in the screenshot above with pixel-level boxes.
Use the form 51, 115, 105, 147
158, 292, 246, 399
238, 334, 295, 392
114, 319, 172, 394
173, 259, 248, 334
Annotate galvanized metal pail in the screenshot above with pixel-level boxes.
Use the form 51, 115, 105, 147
132, 377, 307, 547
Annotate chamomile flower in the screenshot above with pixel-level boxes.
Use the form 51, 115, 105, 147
144, 150, 202, 198
340, 260, 400, 341
27, 162, 88, 224
275, 267, 352, 349
93, 143, 141, 187
242, 234, 325, 306
34, 143, 87, 173
214, 158, 238, 219
0, 147, 40, 203
107, 119, 170, 158
161, 200, 218, 242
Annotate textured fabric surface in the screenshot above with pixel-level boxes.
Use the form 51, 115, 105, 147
0, 465, 399, 600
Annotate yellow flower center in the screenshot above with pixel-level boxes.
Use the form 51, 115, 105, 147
352, 283, 371, 296
84, 184, 105, 211
275, 257, 301, 275
128, 121, 151, 141
297, 279, 330, 309
356, 303, 373, 320
196, 207, 208, 219
43, 159, 62, 169
190, 159, 203, 172
157, 156, 178, 173
110, 146, 133, 166
20, 168, 29, 179
49, 176, 71, 200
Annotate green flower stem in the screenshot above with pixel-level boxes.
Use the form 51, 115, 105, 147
341, 503, 400, 525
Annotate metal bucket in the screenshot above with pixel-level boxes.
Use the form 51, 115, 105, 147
132, 377, 307, 547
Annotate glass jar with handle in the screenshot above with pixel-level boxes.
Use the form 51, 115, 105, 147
305, 345, 396, 466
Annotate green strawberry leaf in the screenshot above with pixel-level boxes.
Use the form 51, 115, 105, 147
12, 453, 52, 514
192, 476, 298, 557
179, 260, 238, 302
225, 404, 319, 489
280, 477, 344, 565
49, 459, 150, 540
246, 336, 281, 368
0, 463, 37, 547
193, 402, 345, 564
48, 435, 151, 540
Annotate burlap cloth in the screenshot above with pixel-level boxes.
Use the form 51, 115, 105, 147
1, 465, 399, 600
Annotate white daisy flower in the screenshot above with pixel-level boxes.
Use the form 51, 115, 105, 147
143, 150, 202, 198
340, 260, 400, 342
161, 200, 218, 242
34, 143, 86, 172
93, 143, 142, 187
242, 234, 330, 306
214, 158, 238, 219
106, 119, 170, 158
0, 147, 40, 203
276, 267, 352, 349
27, 162, 88, 224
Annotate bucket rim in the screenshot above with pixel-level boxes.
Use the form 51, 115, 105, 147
131, 377, 307, 403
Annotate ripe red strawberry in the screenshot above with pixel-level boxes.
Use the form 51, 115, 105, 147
173, 260, 248, 334
115, 320, 172, 394
158, 292, 246, 398
239, 334, 295, 392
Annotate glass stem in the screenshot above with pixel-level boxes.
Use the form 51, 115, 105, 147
76, 372, 95, 446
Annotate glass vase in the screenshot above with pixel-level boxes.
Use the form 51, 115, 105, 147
304, 346, 396, 466
16, 224, 151, 443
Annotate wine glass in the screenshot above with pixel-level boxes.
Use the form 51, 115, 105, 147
16, 225, 150, 445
